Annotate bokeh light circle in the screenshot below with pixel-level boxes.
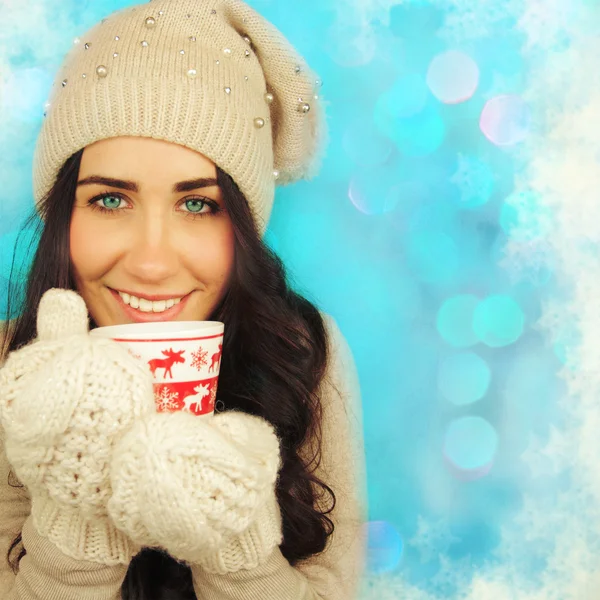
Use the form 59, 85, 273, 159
427, 50, 480, 104
480, 94, 530, 146
473, 295, 525, 347
438, 352, 491, 406
365, 520, 404, 574
389, 105, 446, 157
348, 163, 403, 215
437, 294, 480, 348
444, 416, 498, 480
375, 73, 430, 120
374, 74, 445, 157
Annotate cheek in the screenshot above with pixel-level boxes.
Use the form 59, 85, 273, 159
69, 210, 117, 280
181, 225, 235, 282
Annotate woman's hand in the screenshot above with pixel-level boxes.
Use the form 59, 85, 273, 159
107, 409, 284, 573
0, 288, 156, 564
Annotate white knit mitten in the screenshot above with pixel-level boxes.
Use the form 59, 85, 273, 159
107, 409, 284, 573
0, 289, 156, 565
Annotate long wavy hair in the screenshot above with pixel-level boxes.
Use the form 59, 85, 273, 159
2, 147, 336, 599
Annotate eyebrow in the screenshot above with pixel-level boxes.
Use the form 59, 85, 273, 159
76, 175, 219, 193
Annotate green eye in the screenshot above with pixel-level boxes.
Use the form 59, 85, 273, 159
101, 196, 122, 209
185, 199, 207, 213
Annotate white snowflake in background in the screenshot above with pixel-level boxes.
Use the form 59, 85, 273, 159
499, 237, 554, 287
533, 297, 574, 345
512, 494, 555, 543
520, 434, 553, 477
155, 387, 179, 412
433, 0, 522, 43
359, 571, 436, 600
408, 515, 460, 564
521, 426, 574, 477
191, 346, 209, 371
517, 0, 578, 51
450, 153, 495, 208
430, 554, 474, 596
540, 425, 574, 473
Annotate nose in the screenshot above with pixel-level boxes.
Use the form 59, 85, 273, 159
122, 214, 179, 283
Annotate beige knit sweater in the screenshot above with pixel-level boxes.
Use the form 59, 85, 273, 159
0, 313, 368, 600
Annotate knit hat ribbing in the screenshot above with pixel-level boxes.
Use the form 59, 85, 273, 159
32, 0, 328, 235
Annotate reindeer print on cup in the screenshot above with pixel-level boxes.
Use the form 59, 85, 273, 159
209, 344, 222, 373
89, 320, 224, 418
181, 382, 210, 414
148, 348, 186, 379
154, 377, 219, 416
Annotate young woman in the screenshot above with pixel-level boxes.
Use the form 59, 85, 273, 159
0, 1, 367, 599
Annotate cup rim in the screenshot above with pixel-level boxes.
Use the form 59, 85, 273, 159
89, 320, 224, 340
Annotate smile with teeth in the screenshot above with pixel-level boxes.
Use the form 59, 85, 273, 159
118, 291, 183, 313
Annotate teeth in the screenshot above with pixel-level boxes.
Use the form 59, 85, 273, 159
152, 301, 167, 313
118, 291, 183, 313
139, 298, 153, 312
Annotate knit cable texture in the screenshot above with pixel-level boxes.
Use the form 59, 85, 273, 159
107, 408, 284, 573
0, 289, 154, 565
0, 288, 285, 572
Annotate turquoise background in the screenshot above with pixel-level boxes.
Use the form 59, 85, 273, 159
1, 0, 592, 597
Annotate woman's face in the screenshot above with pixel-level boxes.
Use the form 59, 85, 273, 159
70, 136, 235, 327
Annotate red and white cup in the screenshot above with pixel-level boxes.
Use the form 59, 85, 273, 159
90, 321, 224, 418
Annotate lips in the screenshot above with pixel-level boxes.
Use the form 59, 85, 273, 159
110, 288, 191, 323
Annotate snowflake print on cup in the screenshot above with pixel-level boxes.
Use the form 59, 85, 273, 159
191, 345, 209, 370
127, 348, 143, 362
155, 385, 180, 412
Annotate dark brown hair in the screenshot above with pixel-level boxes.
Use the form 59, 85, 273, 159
3, 147, 336, 599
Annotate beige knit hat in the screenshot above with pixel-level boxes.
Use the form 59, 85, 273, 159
32, 0, 328, 235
